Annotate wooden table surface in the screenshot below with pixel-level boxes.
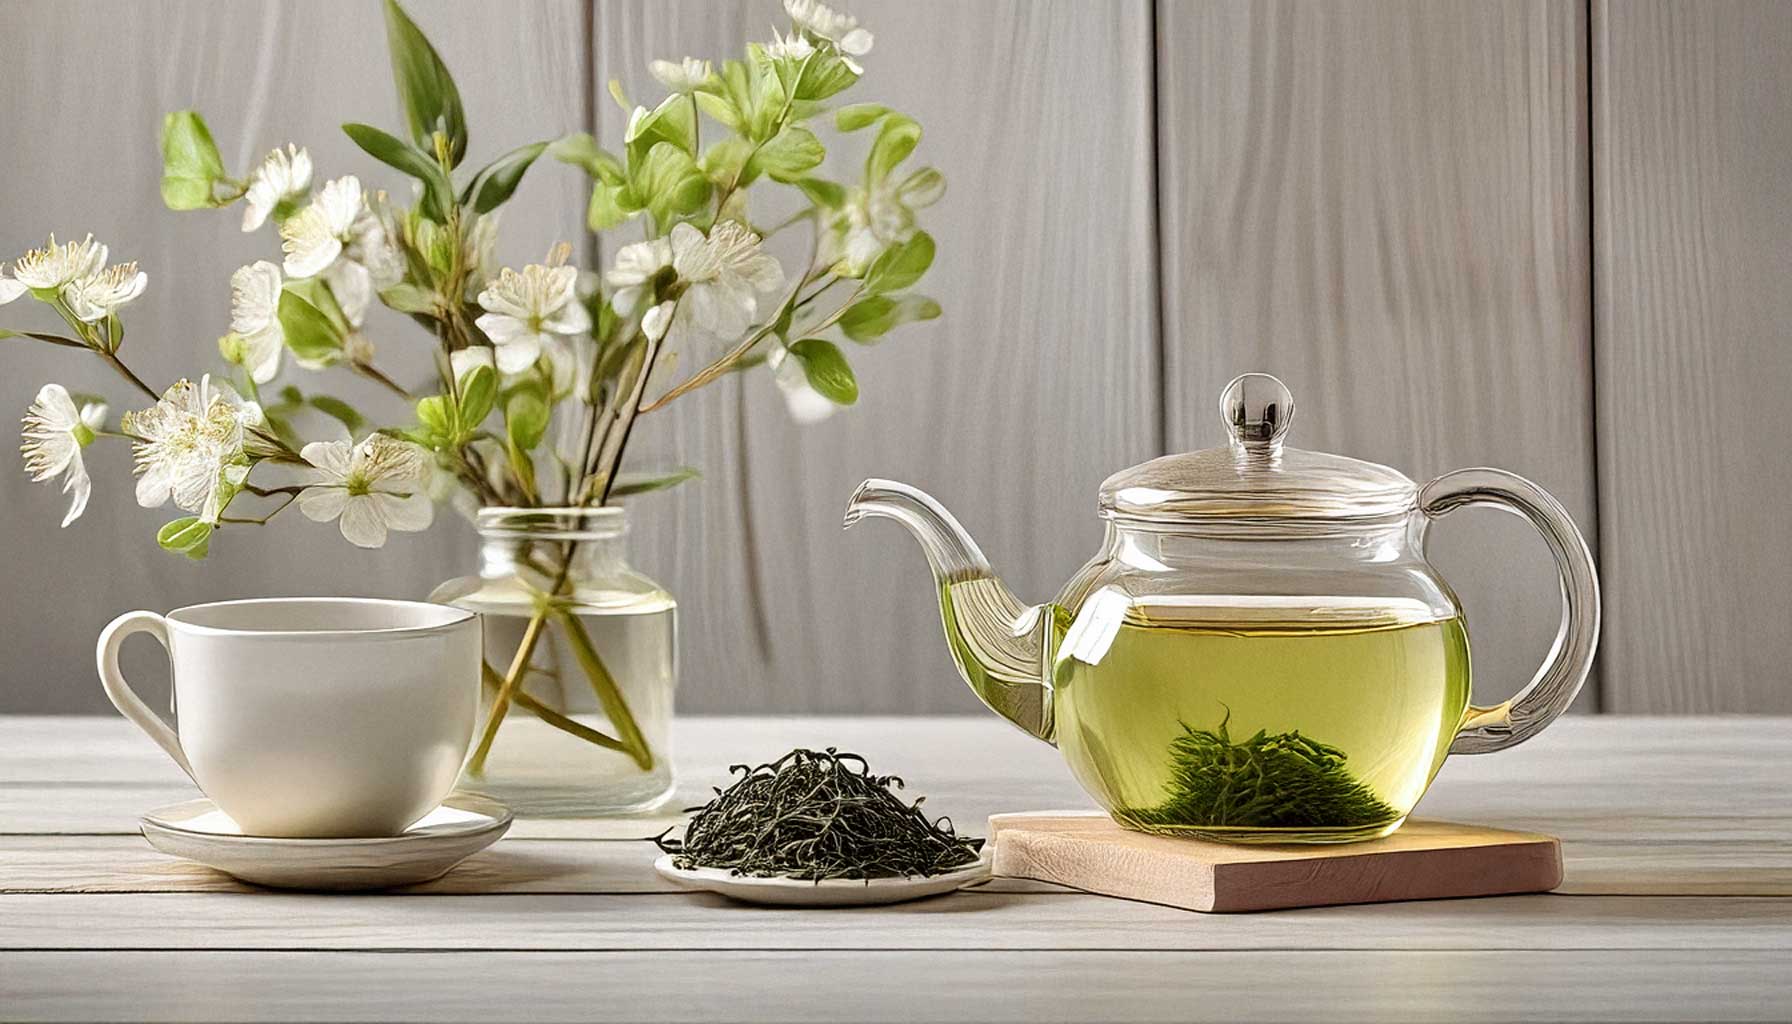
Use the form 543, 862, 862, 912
2, 714, 1790, 1022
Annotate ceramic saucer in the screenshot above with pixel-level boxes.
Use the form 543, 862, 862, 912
653, 849, 992, 907
139, 794, 512, 891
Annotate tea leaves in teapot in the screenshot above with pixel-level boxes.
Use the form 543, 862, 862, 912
1129, 712, 1400, 831
656, 747, 984, 881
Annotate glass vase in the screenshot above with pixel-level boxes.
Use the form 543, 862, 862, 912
432, 507, 676, 816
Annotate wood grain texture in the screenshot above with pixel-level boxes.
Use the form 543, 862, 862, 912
6, 892, 1792, 952
595, 0, 1162, 714
5, 715, 1791, 848
0, 0, 588, 713
10, 832, 1792, 896
6, 950, 1792, 1023
990, 813, 1561, 912
2, 716, 1789, 1022
1592, 1, 1792, 711
1154, 1, 1598, 709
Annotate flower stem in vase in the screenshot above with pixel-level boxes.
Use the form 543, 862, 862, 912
553, 606, 655, 771
479, 661, 630, 753
466, 604, 550, 775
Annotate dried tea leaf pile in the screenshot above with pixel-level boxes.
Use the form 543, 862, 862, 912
1128, 713, 1400, 829
657, 747, 984, 880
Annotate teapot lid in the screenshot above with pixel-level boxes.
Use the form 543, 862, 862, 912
1098, 373, 1416, 526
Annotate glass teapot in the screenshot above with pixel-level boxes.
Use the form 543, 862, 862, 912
844, 373, 1598, 843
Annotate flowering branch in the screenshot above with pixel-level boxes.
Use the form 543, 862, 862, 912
6, 0, 944, 775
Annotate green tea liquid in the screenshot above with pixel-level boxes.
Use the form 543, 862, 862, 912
1052, 595, 1471, 843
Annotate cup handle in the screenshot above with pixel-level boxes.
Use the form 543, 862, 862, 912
1420, 468, 1601, 755
96, 610, 194, 781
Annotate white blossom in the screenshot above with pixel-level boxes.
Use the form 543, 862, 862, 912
228, 261, 284, 384
122, 375, 263, 525
463, 211, 502, 292
20, 384, 105, 527
325, 259, 374, 329
473, 263, 590, 376
650, 56, 712, 93
11, 234, 107, 290
823, 180, 920, 276
450, 346, 496, 384
766, 345, 836, 424
661, 220, 783, 353
345, 203, 405, 291
241, 144, 313, 232
624, 105, 650, 146
279, 176, 366, 279
641, 301, 674, 342
297, 435, 434, 548
764, 29, 816, 61
605, 236, 672, 314
784, 0, 872, 69
60, 261, 148, 323
0, 264, 25, 305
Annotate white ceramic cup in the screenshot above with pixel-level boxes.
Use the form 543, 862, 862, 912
96, 597, 481, 838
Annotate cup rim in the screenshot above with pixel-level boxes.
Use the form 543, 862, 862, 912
163, 597, 476, 638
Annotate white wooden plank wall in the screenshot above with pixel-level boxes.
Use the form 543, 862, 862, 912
1592, 0, 1792, 711
596, 0, 1161, 714
1, 0, 1786, 713
0, 0, 587, 712
1155, 0, 1596, 709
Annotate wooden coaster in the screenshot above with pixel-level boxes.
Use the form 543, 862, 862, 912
990, 811, 1561, 913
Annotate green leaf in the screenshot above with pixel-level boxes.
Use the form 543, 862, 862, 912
383, 0, 467, 167
793, 55, 859, 101
700, 137, 757, 186
632, 142, 711, 230
864, 231, 935, 294
261, 410, 303, 452
712, 60, 759, 136
156, 517, 213, 560
307, 395, 365, 435
415, 394, 455, 443
505, 389, 550, 451
379, 282, 438, 315
464, 140, 549, 213
548, 132, 625, 185
341, 122, 436, 182
343, 122, 451, 221
456, 364, 497, 429
838, 293, 942, 342
159, 111, 227, 210
899, 167, 946, 207
693, 89, 744, 134
626, 94, 698, 160
608, 466, 701, 497
789, 338, 858, 405
867, 114, 921, 184
277, 290, 345, 364
284, 276, 351, 336
587, 182, 634, 231
794, 177, 846, 208
748, 124, 825, 183
835, 103, 891, 132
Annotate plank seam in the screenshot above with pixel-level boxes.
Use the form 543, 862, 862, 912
1586, 0, 1608, 712
5, 944, 1785, 954
1148, 0, 1169, 455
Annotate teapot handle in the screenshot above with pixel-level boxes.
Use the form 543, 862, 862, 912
1420, 468, 1600, 755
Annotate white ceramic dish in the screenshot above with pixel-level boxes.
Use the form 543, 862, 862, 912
653, 850, 992, 906
140, 794, 511, 891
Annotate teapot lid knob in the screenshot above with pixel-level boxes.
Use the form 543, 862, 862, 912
1220, 373, 1294, 451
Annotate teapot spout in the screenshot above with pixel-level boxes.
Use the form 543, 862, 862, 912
844, 479, 1057, 744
